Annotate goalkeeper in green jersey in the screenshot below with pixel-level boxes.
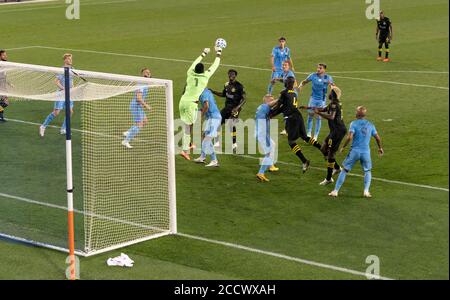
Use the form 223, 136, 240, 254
179, 46, 223, 160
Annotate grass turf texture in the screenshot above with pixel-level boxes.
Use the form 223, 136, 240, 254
0, 0, 448, 279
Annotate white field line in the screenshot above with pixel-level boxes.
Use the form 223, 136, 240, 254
329, 70, 449, 74
237, 154, 449, 193
0, 191, 392, 279
0, 0, 136, 13
6, 117, 449, 193
0, 0, 57, 6
19, 45, 450, 91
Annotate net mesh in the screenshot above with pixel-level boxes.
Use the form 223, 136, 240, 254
0, 62, 174, 255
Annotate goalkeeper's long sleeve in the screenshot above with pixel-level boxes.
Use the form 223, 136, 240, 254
205, 57, 221, 79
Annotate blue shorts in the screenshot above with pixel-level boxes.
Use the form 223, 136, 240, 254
54, 100, 74, 110
131, 106, 146, 123
342, 149, 372, 172
204, 117, 221, 138
307, 97, 326, 113
271, 70, 284, 80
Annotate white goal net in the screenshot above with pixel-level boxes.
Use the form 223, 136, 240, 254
0, 61, 176, 257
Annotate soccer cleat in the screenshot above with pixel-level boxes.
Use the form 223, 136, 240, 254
302, 160, 310, 173
280, 129, 287, 136
332, 167, 342, 176
180, 151, 191, 161
268, 165, 279, 172
376, 57, 383, 61
193, 156, 206, 164
232, 143, 238, 151
328, 190, 338, 197
121, 140, 133, 149
39, 125, 46, 137
383, 58, 390, 62
123, 131, 129, 137
363, 191, 372, 198
319, 178, 334, 185
60, 129, 66, 135
205, 160, 219, 167
256, 173, 269, 182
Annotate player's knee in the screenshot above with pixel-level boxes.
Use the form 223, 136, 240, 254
53, 110, 60, 116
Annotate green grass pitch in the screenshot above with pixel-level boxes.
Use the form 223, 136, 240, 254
0, 0, 448, 279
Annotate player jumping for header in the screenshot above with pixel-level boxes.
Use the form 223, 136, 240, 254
179, 45, 223, 161
329, 106, 384, 198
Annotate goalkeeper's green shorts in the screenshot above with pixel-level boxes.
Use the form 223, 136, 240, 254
179, 100, 198, 125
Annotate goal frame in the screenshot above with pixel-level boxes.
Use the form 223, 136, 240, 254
0, 61, 177, 259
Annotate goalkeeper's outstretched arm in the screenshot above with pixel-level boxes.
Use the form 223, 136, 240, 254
205, 47, 223, 79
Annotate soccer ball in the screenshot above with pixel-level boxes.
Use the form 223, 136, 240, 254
215, 38, 227, 49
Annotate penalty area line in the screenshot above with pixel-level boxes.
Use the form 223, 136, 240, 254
13, 45, 450, 91
0, 191, 393, 280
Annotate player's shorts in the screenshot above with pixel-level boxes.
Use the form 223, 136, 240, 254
54, 100, 74, 110
255, 120, 273, 155
307, 97, 326, 113
204, 117, 222, 138
179, 100, 198, 125
271, 70, 284, 80
378, 34, 390, 45
220, 106, 240, 125
131, 105, 146, 123
342, 149, 372, 172
285, 112, 307, 141
323, 128, 347, 155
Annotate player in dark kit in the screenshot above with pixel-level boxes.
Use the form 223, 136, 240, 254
271, 76, 322, 173
0, 50, 9, 122
376, 11, 393, 62
313, 86, 347, 185
211, 69, 246, 151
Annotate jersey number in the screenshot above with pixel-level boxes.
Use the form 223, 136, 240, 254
293, 97, 298, 108
194, 78, 199, 87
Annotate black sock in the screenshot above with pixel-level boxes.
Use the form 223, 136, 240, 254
334, 161, 341, 170
290, 143, 307, 163
378, 48, 382, 57
0, 111, 3, 120
385, 49, 389, 58
327, 159, 336, 181
232, 126, 237, 144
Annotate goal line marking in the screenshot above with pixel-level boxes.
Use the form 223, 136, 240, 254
0, 191, 393, 280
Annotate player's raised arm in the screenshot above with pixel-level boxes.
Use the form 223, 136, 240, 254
188, 48, 210, 74
205, 47, 222, 79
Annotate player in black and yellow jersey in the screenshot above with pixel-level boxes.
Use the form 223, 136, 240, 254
271, 76, 322, 173
211, 69, 246, 151
313, 86, 347, 185
376, 11, 393, 62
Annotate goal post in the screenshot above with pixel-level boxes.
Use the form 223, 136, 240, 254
0, 61, 177, 257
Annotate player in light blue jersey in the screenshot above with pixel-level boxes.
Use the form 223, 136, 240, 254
121, 68, 152, 149
329, 106, 384, 198
255, 95, 279, 182
39, 53, 74, 137
193, 88, 222, 167
268, 37, 295, 95
299, 63, 335, 141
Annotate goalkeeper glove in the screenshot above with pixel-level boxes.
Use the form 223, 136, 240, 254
215, 46, 222, 57
201, 48, 210, 57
